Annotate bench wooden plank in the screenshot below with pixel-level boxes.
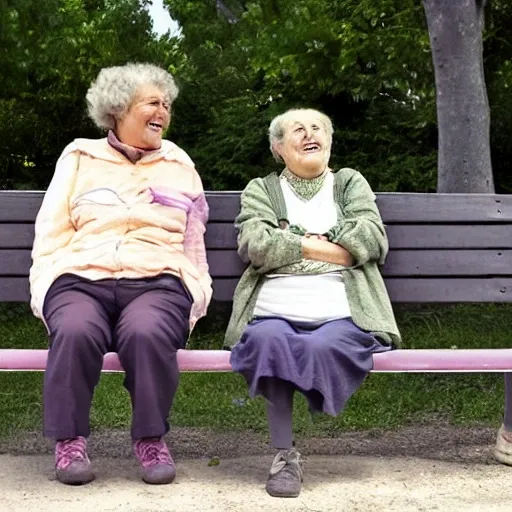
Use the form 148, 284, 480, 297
376, 193, 511, 223
0, 277, 30, 302
6, 276, 512, 303
204, 224, 512, 251
203, 249, 512, 278
3, 191, 512, 223
6, 276, 512, 304
4, 248, 512, 278
3, 223, 511, 251
4, 268, 512, 304
210, 277, 512, 303
0, 250, 32, 274
384, 277, 512, 302
0, 224, 35, 249
0, 222, 239, 250
0, 277, 242, 303
383, 250, 512, 276
386, 224, 512, 250
204, 223, 238, 249
204, 192, 242, 222
1, 348, 512, 373
0, 192, 244, 223
0, 192, 42, 222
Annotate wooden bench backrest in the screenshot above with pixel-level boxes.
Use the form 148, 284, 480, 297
1, 191, 511, 304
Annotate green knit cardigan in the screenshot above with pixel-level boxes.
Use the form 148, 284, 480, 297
223, 168, 401, 348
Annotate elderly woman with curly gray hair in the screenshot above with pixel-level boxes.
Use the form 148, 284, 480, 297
225, 108, 401, 498
29, 63, 212, 485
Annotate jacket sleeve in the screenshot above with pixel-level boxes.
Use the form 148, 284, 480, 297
183, 171, 213, 319
29, 143, 79, 316
236, 178, 303, 275
326, 170, 388, 267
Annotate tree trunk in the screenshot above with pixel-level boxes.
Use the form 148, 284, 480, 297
423, 0, 494, 193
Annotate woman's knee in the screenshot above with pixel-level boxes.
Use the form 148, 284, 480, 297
243, 318, 290, 344
117, 314, 186, 352
49, 303, 110, 353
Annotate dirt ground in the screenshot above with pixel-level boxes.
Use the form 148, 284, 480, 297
1, 423, 512, 511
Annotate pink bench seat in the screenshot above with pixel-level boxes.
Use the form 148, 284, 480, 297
1, 348, 512, 373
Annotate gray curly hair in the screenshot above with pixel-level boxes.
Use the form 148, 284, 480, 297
269, 108, 334, 162
86, 63, 179, 130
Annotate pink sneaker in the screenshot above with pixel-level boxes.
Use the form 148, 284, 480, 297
133, 437, 176, 484
55, 436, 95, 485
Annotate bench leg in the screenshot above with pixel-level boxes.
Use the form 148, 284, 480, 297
504, 374, 512, 432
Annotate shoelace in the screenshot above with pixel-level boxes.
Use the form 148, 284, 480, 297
134, 438, 174, 468
56, 437, 88, 469
269, 449, 304, 478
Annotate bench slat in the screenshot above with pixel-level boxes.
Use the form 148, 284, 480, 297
383, 249, 512, 276
0, 277, 29, 302
2, 191, 512, 223
0, 193, 42, 222
4, 276, 512, 304
376, 193, 510, 223
1, 348, 512, 373
205, 249, 512, 278
384, 277, 512, 302
0, 192, 243, 223
0, 277, 242, 303
199, 224, 512, 251
211, 277, 512, 303
204, 223, 237, 249
0, 224, 35, 249
0, 222, 238, 250
386, 224, 512, 250
3, 223, 512, 251
4, 248, 512, 278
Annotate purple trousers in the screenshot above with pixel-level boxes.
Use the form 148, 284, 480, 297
42, 273, 192, 440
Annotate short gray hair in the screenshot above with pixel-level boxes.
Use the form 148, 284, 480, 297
86, 63, 179, 130
268, 108, 334, 162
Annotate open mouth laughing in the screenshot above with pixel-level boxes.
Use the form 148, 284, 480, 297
147, 121, 163, 132
302, 142, 321, 153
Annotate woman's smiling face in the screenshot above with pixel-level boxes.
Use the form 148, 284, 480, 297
275, 112, 331, 178
116, 84, 171, 149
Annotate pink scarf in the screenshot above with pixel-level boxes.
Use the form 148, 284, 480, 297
107, 130, 158, 163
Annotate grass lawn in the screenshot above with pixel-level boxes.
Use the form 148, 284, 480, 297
0, 303, 510, 439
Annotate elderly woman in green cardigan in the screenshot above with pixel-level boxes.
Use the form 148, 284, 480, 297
224, 108, 401, 498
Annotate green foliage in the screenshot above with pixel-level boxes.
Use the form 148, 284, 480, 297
1, 0, 512, 192
166, 0, 512, 192
0, 0, 173, 189
163, 0, 437, 191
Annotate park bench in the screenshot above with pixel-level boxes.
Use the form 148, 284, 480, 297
1, 190, 512, 373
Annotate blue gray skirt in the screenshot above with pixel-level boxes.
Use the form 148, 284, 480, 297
229, 317, 391, 416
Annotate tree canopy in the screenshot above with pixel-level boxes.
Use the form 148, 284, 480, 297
1, 0, 512, 192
